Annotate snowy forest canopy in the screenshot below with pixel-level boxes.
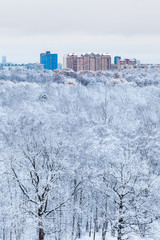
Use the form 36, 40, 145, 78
0, 68, 160, 240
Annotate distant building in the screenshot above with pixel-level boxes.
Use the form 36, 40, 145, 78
82, 53, 90, 71
66, 53, 78, 71
118, 58, 136, 70
2, 56, 7, 64
0, 63, 44, 71
133, 58, 140, 65
40, 51, 58, 70
77, 56, 84, 71
25, 63, 44, 70
111, 64, 118, 70
114, 56, 121, 65
65, 53, 111, 71
101, 54, 111, 70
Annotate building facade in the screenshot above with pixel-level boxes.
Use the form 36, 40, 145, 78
65, 53, 111, 71
77, 57, 84, 71
66, 53, 78, 71
40, 51, 58, 70
118, 58, 136, 70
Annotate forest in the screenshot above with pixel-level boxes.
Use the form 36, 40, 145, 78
0, 68, 160, 240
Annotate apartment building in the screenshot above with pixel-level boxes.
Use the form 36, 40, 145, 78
65, 53, 78, 71
40, 51, 58, 70
118, 58, 136, 70
65, 53, 111, 71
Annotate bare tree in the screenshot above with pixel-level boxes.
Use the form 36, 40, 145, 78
11, 136, 81, 240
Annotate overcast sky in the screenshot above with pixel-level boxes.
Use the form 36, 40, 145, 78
0, 0, 160, 64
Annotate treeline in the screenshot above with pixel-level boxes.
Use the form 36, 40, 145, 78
0, 68, 160, 86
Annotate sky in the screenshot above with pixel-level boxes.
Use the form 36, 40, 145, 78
0, 0, 160, 64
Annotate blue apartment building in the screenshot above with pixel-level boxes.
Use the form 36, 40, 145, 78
114, 56, 121, 65
40, 51, 58, 70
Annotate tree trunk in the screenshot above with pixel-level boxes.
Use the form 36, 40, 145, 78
117, 199, 124, 240
102, 221, 108, 240
72, 176, 77, 240
38, 221, 45, 240
77, 188, 83, 238
77, 216, 81, 238
39, 227, 45, 240
89, 214, 92, 237
3, 227, 5, 240
86, 220, 89, 232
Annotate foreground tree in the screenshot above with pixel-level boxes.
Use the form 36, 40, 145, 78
10, 133, 80, 240
95, 152, 156, 240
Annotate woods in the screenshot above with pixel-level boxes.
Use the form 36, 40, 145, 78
0, 68, 160, 240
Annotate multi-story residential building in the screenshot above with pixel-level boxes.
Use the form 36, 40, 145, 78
40, 51, 58, 70
118, 58, 136, 70
65, 53, 78, 71
101, 54, 111, 71
65, 53, 111, 71
89, 53, 96, 71
114, 56, 121, 65
83, 54, 90, 71
77, 56, 84, 71
95, 54, 102, 71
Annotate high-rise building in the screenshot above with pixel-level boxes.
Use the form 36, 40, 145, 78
66, 53, 111, 71
89, 53, 96, 71
102, 54, 111, 70
95, 54, 102, 71
40, 51, 58, 70
65, 54, 77, 71
114, 56, 121, 65
83, 54, 90, 71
